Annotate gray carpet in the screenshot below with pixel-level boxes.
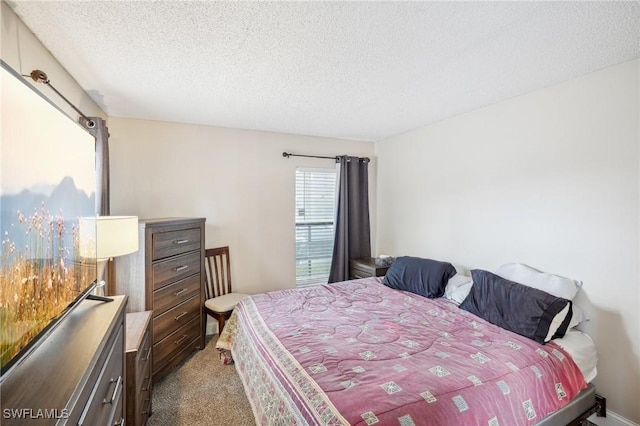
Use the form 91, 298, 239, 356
147, 336, 255, 426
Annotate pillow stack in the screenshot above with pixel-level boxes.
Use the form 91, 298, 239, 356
459, 269, 573, 344
496, 263, 588, 329
495, 263, 582, 300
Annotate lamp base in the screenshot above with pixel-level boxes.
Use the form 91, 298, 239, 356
94, 258, 109, 297
86, 294, 113, 303
89, 259, 113, 302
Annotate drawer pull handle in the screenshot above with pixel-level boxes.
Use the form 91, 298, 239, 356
174, 288, 189, 297
114, 417, 125, 426
142, 346, 152, 362
142, 376, 151, 392
175, 311, 189, 321
173, 265, 188, 272
175, 334, 189, 346
174, 239, 189, 245
103, 376, 122, 405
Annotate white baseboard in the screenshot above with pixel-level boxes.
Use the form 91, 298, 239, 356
589, 410, 639, 426
608, 410, 639, 426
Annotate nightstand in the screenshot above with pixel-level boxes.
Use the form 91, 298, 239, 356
125, 311, 153, 426
349, 257, 390, 279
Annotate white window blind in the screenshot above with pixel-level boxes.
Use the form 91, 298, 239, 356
295, 168, 337, 287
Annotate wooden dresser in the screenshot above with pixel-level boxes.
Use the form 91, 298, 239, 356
125, 311, 153, 426
1, 295, 127, 426
115, 217, 206, 382
349, 257, 391, 279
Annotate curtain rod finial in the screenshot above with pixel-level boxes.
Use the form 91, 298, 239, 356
80, 117, 96, 129
282, 152, 291, 158
30, 69, 49, 84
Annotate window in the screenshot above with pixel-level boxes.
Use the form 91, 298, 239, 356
295, 168, 337, 287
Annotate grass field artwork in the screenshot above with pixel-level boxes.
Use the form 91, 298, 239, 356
0, 64, 96, 372
0, 205, 96, 368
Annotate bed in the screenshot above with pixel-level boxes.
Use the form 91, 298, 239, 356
217, 271, 600, 425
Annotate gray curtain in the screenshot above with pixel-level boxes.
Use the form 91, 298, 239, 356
83, 117, 110, 216
328, 156, 371, 283
83, 116, 111, 293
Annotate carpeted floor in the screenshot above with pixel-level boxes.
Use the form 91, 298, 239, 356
147, 335, 255, 426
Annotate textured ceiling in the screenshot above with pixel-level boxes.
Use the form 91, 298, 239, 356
7, 1, 640, 142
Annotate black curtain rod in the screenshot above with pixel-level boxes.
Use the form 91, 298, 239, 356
282, 152, 370, 162
282, 152, 337, 160
24, 69, 96, 129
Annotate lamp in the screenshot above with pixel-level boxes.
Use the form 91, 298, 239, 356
80, 216, 139, 296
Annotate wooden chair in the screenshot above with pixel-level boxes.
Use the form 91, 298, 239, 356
203, 246, 248, 334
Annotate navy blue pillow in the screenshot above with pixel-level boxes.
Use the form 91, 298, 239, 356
460, 269, 573, 344
382, 256, 456, 298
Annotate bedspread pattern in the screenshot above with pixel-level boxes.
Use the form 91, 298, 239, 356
217, 278, 587, 425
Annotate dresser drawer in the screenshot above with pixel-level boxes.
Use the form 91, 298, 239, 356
125, 310, 152, 426
138, 368, 151, 395
152, 227, 202, 260
136, 326, 152, 370
138, 393, 151, 426
138, 371, 152, 399
152, 251, 201, 290
153, 316, 200, 372
350, 266, 372, 279
349, 258, 389, 280
111, 391, 125, 426
78, 324, 124, 426
135, 377, 151, 426
153, 273, 201, 316
153, 295, 201, 342
136, 328, 152, 391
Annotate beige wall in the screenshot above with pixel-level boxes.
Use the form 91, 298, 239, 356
375, 59, 640, 423
1, 1, 105, 120
108, 117, 376, 294
6, 2, 639, 420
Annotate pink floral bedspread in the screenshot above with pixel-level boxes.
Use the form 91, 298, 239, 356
216, 278, 587, 425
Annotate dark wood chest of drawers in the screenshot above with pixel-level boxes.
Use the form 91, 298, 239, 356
125, 311, 153, 426
0, 296, 127, 426
115, 217, 206, 382
349, 257, 390, 279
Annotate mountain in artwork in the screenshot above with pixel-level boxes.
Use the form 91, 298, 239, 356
0, 176, 95, 245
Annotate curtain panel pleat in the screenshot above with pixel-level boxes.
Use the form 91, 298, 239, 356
328, 156, 371, 283
84, 116, 111, 292
85, 117, 110, 216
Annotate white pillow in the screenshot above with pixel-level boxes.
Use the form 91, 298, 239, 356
568, 304, 590, 329
444, 274, 472, 301
553, 330, 598, 383
544, 303, 572, 343
449, 282, 473, 305
495, 263, 582, 301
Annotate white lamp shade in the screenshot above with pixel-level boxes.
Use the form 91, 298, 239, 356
80, 216, 139, 260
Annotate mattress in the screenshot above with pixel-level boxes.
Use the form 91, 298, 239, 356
217, 278, 591, 425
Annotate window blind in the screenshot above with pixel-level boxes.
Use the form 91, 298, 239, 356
295, 168, 336, 287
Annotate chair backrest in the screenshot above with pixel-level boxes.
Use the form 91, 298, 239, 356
204, 246, 233, 300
